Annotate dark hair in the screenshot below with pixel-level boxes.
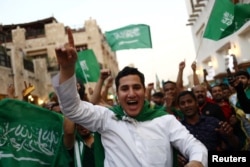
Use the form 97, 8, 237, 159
115, 66, 145, 92
210, 84, 222, 91
177, 91, 197, 104
163, 80, 176, 86
220, 83, 230, 90
235, 70, 250, 79
152, 92, 164, 98
77, 79, 86, 100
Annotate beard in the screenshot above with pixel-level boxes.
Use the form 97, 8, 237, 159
197, 95, 205, 105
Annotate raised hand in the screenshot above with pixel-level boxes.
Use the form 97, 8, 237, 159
55, 28, 78, 83
231, 54, 239, 72
203, 69, 208, 77
215, 121, 234, 136
147, 83, 154, 91
55, 28, 77, 71
106, 76, 114, 88
100, 69, 111, 80
179, 60, 186, 71
191, 61, 196, 72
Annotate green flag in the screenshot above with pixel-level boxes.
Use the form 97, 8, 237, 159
203, 0, 250, 41
105, 24, 152, 51
0, 99, 71, 167
75, 49, 100, 83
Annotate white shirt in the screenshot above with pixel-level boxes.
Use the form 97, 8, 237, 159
53, 74, 208, 167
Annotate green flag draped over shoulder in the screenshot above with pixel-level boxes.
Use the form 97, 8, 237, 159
75, 49, 100, 83
203, 0, 250, 41
0, 99, 71, 167
105, 24, 152, 51
94, 101, 166, 167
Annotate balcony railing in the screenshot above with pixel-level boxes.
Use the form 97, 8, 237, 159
25, 29, 45, 39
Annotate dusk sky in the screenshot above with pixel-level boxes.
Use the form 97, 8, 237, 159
1, 0, 196, 85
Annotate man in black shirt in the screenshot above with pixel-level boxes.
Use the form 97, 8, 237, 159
192, 85, 226, 121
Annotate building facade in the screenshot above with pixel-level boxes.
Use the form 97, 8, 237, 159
185, 0, 250, 85
0, 17, 119, 104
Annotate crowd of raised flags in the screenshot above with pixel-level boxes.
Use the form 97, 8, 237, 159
77, 0, 250, 84
75, 24, 153, 82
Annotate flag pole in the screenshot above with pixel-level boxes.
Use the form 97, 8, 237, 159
82, 69, 90, 88
195, 38, 204, 63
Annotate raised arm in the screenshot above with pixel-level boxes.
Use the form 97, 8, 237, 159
53, 28, 106, 132
145, 83, 154, 101
231, 54, 239, 72
63, 117, 76, 149
202, 69, 211, 93
229, 78, 250, 113
101, 76, 114, 104
176, 60, 185, 91
90, 69, 111, 104
55, 28, 78, 84
191, 61, 200, 86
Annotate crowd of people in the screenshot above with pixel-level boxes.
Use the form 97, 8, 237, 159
2, 28, 250, 167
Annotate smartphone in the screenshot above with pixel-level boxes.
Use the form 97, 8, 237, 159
226, 68, 231, 75
203, 69, 208, 75
226, 68, 235, 83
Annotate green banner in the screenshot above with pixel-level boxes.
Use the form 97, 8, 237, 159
75, 49, 100, 83
203, 0, 250, 41
105, 24, 152, 51
0, 99, 71, 167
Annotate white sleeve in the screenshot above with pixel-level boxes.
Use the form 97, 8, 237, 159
52, 74, 111, 132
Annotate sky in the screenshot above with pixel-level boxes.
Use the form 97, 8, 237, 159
0, 0, 196, 86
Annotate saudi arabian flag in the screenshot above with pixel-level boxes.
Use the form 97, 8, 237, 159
105, 24, 152, 51
203, 0, 250, 41
233, 2, 250, 31
0, 99, 71, 167
75, 49, 100, 83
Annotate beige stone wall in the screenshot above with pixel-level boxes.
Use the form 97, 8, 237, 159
0, 66, 13, 95
45, 22, 66, 45
12, 27, 26, 48
0, 18, 119, 103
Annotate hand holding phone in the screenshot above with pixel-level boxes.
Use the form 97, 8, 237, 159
226, 68, 236, 86
203, 69, 208, 76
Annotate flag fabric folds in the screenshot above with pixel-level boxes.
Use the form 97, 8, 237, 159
75, 49, 100, 83
105, 24, 152, 51
0, 99, 71, 167
203, 0, 250, 41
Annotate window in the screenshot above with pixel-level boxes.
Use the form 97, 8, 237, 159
25, 28, 45, 39
0, 32, 12, 43
0, 47, 11, 68
23, 58, 34, 72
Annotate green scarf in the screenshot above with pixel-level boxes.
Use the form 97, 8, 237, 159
94, 100, 166, 167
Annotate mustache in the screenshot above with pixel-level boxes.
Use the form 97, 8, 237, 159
197, 94, 204, 98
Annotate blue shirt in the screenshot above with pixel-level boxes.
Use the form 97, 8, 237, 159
181, 115, 221, 151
